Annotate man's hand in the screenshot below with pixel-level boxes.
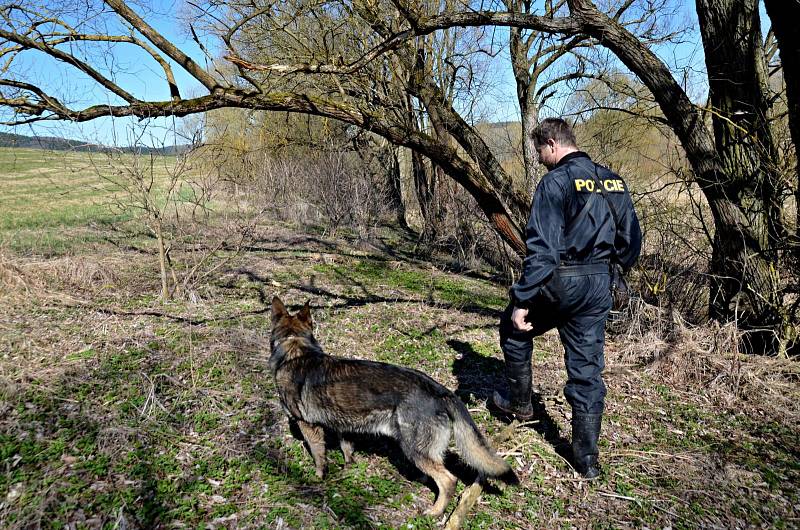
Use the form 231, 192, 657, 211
511, 306, 533, 332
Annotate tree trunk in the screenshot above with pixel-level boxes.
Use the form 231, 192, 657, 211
707, 196, 783, 353
697, 0, 785, 353
509, 25, 539, 188
412, 147, 440, 247
566, 0, 788, 353
155, 223, 171, 302
519, 96, 538, 191
697, 0, 783, 247
763, 0, 800, 248
427, 106, 452, 243
405, 91, 440, 247
385, 146, 409, 228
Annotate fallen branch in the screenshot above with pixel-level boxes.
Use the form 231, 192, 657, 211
444, 480, 484, 530
598, 491, 637, 502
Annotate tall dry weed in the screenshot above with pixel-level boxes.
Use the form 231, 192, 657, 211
0, 251, 121, 300
0, 251, 39, 293
611, 302, 799, 423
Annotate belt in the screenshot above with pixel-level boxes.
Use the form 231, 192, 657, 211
556, 262, 610, 277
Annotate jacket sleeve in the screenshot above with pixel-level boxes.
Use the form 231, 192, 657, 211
510, 176, 565, 307
614, 189, 642, 272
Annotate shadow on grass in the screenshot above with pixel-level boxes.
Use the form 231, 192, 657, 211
524, 395, 573, 465
243, 223, 425, 264
231, 258, 504, 321
279, 416, 487, 520
448, 339, 504, 405
1, 369, 172, 528
251, 425, 380, 528
448, 339, 573, 465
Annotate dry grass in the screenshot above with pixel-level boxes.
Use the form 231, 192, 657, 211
0, 252, 37, 292
1, 223, 798, 529
612, 302, 800, 425
1, 253, 121, 293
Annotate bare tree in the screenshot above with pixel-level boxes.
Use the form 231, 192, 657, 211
391, 0, 798, 353
0, 0, 796, 352
99, 127, 254, 302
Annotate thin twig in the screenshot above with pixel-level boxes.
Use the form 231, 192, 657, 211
598, 491, 637, 502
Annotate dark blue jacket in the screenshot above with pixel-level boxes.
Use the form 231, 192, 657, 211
510, 151, 642, 308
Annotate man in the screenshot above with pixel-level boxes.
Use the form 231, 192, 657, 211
492, 118, 641, 478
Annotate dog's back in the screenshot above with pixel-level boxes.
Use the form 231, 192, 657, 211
269, 297, 517, 516
281, 356, 447, 430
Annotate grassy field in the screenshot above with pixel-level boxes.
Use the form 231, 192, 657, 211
1, 148, 799, 529
0, 147, 191, 255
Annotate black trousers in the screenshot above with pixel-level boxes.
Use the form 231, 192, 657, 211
500, 270, 612, 414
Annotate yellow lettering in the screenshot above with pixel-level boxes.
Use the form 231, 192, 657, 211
616, 179, 625, 191
603, 179, 615, 192
585, 179, 595, 192
575, 179, 587, 191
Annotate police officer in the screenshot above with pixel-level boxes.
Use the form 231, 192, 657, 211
492, 118, 642, 478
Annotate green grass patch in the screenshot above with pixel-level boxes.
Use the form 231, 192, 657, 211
314, 259, 506, 310
376, 328, 449, 365
0, 147, 196, 255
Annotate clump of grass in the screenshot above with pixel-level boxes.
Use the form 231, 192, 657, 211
0, 250, 125, 304
613, 310, 799, 425
0, 251, 38, 293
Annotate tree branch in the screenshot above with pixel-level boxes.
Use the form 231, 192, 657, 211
103, 0, 223, 93
223, 25, 415, 76
0, 27, 139, 104
28, 33, 181, 100
402, 6, 582, 37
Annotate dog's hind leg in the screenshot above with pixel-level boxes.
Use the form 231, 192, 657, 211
297, 420, 327, 478
398, 416, 456, 517
339, 436, 355, 465
414, 457, 457, 517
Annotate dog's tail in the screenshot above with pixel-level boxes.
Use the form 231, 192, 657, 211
444, 395, 519, 484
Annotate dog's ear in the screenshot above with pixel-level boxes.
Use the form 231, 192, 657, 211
271, 296, 288, 324
296, 301, 312, 325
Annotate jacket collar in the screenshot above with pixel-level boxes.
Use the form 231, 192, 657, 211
554, 151, 590, 170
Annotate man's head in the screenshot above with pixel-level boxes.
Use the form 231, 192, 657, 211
531, 118, 578, 169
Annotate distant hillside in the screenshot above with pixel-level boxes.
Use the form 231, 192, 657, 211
475, 120, 522, 159
474, 120, 525, 182
0, 132, 190, 155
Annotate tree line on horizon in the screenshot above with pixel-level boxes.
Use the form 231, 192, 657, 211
0, 131, 190, 154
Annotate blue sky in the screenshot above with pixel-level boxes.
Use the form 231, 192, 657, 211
2, 0, 208, 147
468, 2, 707, 125
1, 0, 714, 147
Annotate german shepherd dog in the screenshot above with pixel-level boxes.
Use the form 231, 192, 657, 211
269, 297, 517, 516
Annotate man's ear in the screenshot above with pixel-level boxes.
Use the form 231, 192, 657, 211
271, 296, 287, 324
296, 301, 312, 325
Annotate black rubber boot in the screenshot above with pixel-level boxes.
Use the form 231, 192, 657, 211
491, 360, 535, 420
572, 412, 602, 478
